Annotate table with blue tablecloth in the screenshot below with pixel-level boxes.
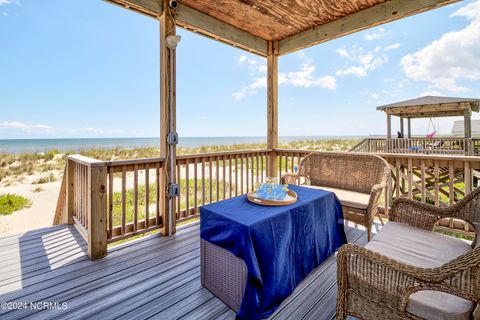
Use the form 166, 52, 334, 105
200, 184, 347, 320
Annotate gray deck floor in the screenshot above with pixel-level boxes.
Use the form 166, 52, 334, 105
0, 221, 374, 320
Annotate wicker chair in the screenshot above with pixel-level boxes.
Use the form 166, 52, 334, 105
336, 187, 480, 320
283, 152, 390, 241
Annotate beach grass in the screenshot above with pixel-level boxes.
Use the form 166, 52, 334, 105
32, 186, 44, 193
0, 139, 361, 187
0, 193, 32, 215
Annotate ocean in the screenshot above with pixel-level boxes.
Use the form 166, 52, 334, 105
0, 136, 363, 154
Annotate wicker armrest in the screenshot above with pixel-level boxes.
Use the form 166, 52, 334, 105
389, 198, 446, 231
337, 244, 480, 319
282, 173, 299, 185
365, 182, 386, 221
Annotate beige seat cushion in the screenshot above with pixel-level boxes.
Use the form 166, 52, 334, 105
366, 221, 474, 320
303, 185, 370, 210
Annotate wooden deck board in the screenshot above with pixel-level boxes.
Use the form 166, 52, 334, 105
0, 221, 372, 320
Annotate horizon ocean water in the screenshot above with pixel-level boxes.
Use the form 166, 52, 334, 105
0, 136, 366, 154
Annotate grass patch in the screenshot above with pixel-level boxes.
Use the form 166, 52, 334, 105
437, 230, 474, 242
32, 186, 44, 193
0, 193, 32, 215
32, 173, 57, 184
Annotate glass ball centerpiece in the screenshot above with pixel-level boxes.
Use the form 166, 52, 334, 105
255, 177, 289, 201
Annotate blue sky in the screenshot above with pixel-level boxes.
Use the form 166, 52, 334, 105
1, 0, 479, 139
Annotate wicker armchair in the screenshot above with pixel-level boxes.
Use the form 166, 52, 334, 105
336, 187, 480, 320
283, 152, 390, 241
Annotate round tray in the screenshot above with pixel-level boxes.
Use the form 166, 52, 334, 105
247, 190, 297, 206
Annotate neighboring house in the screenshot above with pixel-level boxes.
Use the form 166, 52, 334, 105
452, 120, 480, 137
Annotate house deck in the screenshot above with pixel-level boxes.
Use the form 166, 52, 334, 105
0, 221, 371, 320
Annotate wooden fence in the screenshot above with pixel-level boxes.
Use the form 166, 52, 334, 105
55, 149, 480, 259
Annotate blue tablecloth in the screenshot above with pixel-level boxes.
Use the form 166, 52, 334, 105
200, 185, 347, 320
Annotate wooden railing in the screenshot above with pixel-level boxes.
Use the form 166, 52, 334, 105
175, 149, 271, 222
54, 148, 479, 259
275, 149, 479, 235
351, 137, 480, 156
53, 155, 109, 259
105, 158, 165, 242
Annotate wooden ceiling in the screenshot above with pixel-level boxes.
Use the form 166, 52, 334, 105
105, 0, 460, 56
180, 0, 386, 41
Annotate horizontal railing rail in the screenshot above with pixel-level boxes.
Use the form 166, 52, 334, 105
351, 137, 480, 156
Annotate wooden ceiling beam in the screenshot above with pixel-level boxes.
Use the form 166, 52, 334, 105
175, 4, 268, 57
105, 1, 268, 57
278, 0, 460, 55
104, 0, 163, 19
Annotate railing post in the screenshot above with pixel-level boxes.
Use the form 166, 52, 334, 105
87, 165, 108, 260
65, 159, 75, 225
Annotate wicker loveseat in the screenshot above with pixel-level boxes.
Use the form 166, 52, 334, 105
336, 187, 480, 320
283, 152, 390, 241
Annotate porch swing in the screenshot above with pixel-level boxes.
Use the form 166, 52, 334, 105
426, 117, 439, 138
426, 117, 443, 148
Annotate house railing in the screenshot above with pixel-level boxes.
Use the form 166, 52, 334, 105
55, 149, 479, 259
175, 149, 271, 222
275, 149, 479, 235
351, 137, 480, 156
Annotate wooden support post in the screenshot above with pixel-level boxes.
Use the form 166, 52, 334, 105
87, 166, 108, 260
407, 118, 411, 138
159, 3, 177, 236
464, 109, 472, 139
267, 40, 279, 178
400, 117, 404, 138
387, 114, 392, 139
464, 109, 472, 155
65, 159, 75, 225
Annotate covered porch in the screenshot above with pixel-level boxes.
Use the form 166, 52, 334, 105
2, 0, 479, 319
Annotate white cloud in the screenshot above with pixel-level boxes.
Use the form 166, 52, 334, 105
401, 1, 480, 92
287, 63, 336, 89
238, 55, 248, 63
0, 0, 16, 15
0, 121, 53, 132
335, 46, 388, 78
384, 43, 401, 51
336, 48, 348, 57
232, 90, 246, 100
371, 94, 380, 99
336, 66, 367, 77
364, 27, 386, 40
233, 54, 336, 100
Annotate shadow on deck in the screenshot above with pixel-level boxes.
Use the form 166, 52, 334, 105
0, 221, 377, 320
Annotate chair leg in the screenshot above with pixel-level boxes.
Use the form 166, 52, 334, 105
376, 211, 385, 226
367, 226, 372, 241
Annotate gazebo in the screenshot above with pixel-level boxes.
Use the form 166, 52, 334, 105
377, 95, 480, 139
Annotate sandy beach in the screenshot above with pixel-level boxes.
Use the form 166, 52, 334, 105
0, 180, 61, 236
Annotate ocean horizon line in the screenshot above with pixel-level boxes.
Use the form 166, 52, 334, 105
0, 136, 370, 154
